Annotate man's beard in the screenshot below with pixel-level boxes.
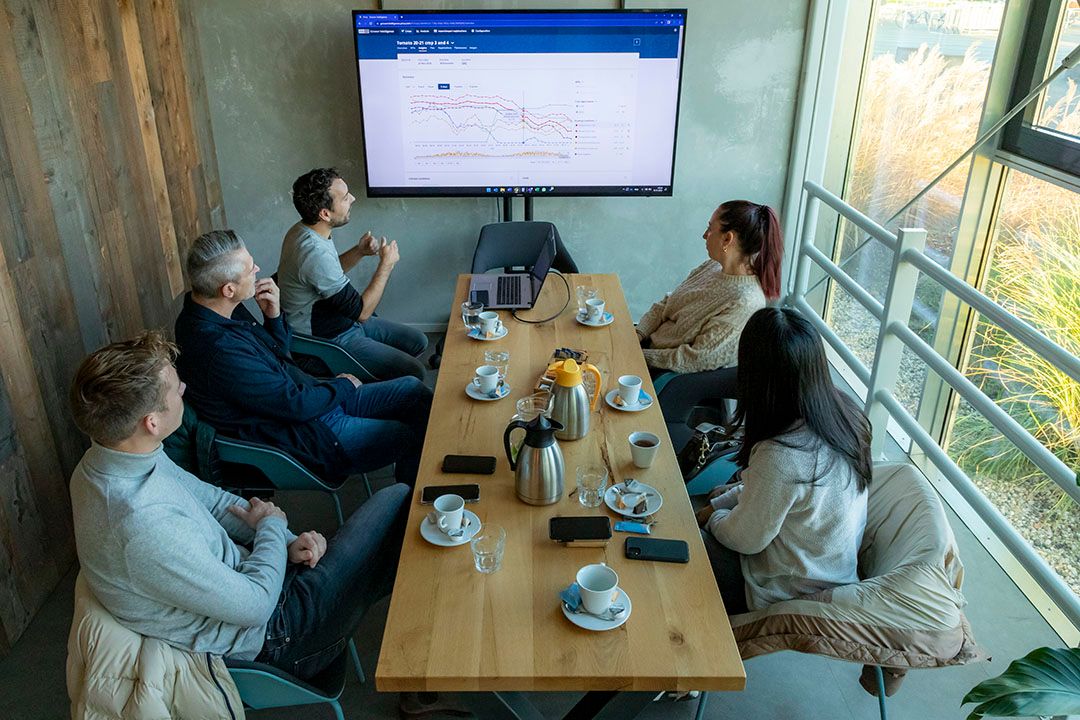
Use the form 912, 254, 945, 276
330, 212, 350, 229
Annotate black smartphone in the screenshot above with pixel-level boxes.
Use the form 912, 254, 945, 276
442, 454, 497, 475
420, 484, 481, 505
549, 516, 612, 546
624, 537, 690, 564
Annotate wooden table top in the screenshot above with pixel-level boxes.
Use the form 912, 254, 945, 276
375, 273, 745, 693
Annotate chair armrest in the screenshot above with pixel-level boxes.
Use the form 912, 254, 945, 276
227, 651, 347, 704
290, 332, 378, 382
214, 436, 341, 492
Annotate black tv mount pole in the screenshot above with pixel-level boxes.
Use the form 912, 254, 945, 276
502, 195, 534, 222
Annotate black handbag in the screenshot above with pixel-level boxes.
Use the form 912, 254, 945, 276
677, 422, 741, 483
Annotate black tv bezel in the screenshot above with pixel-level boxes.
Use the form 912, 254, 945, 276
350, 8, 688, 199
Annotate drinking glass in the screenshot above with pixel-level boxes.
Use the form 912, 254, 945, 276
471, 524, 506, 574
461, 300, 484, 332
509, 392, 552, 463
484, 349, 510, 382
576, 464, 608, 508
575, 285, 598, 317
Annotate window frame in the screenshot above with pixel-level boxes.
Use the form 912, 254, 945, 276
999, 0, 1080, 178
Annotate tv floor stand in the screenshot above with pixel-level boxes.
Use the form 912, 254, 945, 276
502, 195, 534, 221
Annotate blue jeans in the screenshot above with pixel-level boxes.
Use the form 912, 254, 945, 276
257, 483, 410, 680
333, 317, 428, 381
319, 376, 432, 486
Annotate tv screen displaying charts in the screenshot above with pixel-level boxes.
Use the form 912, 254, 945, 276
352, 9, 688, 197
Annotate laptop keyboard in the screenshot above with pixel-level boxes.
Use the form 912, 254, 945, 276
497, 275, 523, 306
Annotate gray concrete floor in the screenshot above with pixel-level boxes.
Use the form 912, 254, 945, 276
0, 337, 1067, 719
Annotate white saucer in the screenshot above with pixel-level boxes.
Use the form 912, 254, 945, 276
467, 326, 508, 341
604, 389, 654, 412
465, 382, 510, 401
575, 311, 614, 327
604, 481, 664, 518
561, 587, 632, 631
420, 509, 482, 547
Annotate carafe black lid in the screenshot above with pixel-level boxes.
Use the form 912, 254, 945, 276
523, 413, 563, 448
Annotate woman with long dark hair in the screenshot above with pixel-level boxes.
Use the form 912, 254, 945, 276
637, 200, 783, 378
696, 307, 873, 614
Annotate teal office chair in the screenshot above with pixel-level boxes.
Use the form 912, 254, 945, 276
290, 330, 382, 383
213, 434, 372, 526
227, 649, 348, 720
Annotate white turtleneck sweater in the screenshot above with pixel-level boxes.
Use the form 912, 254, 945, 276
637, 260, 766, 373
70, 442, 296, 659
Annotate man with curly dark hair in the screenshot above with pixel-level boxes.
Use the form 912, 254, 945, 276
277, 167, 428, 380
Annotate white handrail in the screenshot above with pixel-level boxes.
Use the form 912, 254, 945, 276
890, 321, 1079, 503
903, 249, 1080, 385
790, 180, 1080, 626
876, 389, 1080, 629
803, 181, 897, 250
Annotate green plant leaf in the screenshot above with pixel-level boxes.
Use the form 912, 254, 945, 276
962, 647, 1080, 718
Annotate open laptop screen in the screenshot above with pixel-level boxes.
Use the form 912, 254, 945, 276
530, 237, 555, 288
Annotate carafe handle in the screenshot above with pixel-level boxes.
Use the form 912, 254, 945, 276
503, 419, 529, 470
583, 363, 603, 410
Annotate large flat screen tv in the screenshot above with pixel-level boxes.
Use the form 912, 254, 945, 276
352, 9, 687, 198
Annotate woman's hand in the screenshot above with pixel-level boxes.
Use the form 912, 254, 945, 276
696, 505, 716, 528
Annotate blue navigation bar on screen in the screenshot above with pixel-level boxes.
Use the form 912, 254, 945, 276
356, 26, 682, 60
355, 12, 685, 29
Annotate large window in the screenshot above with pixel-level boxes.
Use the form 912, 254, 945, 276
946, 171, 1080, 596
823, 0, 1080, 610
828, 0, 1005, 420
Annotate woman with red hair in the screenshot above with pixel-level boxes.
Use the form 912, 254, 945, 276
638, 200, 783, 384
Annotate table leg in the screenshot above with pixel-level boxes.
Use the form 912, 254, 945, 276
562, 691, 654, 720
459, 691, 547, 720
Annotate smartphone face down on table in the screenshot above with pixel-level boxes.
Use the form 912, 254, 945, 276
420, 484, 481, 504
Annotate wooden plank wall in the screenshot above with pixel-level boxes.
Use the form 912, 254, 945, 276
0, 0, 224, 654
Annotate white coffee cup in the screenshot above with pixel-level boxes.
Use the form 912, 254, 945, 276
585, 297, 606, 322
426, 494, 465, 536
576, 563, 619, 615
617, 374, 642, 406
472, 364, 502, 394
478, 311, 503, 336
628, 431, 661, 469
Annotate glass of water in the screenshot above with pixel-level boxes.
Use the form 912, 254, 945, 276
461, 300, 483, 333
484, 349, 510, 382
575, 285, 598, 317
576, 464, 608, 508
471, 524, 506, 574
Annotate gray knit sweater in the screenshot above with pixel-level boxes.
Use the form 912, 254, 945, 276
71, 443, 295, 658
706, 426, 868, 610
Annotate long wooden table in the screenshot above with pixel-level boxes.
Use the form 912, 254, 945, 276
376, 274, 744, 717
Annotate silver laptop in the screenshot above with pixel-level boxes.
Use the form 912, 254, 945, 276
468, 237, 555, 309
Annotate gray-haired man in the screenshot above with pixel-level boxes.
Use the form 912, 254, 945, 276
173, 229, 432, 486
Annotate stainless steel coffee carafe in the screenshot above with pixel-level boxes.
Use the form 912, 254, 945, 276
503, 414, 564, 505
547, 358, 603, 441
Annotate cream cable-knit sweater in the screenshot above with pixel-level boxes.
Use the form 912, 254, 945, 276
637, 260, 766, 373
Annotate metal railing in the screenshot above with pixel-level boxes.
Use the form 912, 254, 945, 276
788, 180, 1080, 629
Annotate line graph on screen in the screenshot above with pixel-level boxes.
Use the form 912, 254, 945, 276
400, 67, 635, 172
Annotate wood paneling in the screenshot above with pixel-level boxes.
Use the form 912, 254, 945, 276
0, 0, 224, 653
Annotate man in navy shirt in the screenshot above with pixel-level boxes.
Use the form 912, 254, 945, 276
174, 230, 432, 486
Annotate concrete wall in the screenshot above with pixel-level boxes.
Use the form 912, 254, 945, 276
193, 0, 808, 326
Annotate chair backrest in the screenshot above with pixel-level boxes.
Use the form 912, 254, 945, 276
859, 462, 964, 588
471, 221, 579, 274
